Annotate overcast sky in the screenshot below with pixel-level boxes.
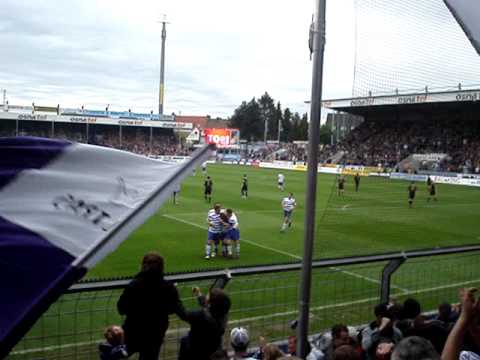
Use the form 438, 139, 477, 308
0, 0, 356, 118
1, 0, 479, 118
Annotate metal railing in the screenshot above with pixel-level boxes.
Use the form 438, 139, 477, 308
8, 244, 480, 360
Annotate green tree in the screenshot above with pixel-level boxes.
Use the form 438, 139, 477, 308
319, 123, 332, 145
298, 113, 309, 140
289, 112, 302, 141
258, 92, 277, 141
230, 98, 263, 141
281, 107, 292, 142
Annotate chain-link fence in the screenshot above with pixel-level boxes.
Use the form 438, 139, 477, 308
8, 245, 480, 360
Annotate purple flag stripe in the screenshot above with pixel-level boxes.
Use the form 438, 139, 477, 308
0, 137, 71, 190
0, 215, 85, 357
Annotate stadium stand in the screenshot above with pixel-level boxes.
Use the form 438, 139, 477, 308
320, 117, 480, 173
0, 120, 193, 157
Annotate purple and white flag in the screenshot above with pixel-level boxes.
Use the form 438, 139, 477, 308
444, 0, 480, 56
0, 137, 213, 357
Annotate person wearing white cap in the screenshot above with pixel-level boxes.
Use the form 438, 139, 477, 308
230, 327, 256, 360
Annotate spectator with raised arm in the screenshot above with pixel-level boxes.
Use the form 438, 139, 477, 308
442, 288, 480, 360
178, 288, 231, 360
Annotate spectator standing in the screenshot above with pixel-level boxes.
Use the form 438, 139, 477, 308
178, 288, 231, 360
117, 252, 185, 360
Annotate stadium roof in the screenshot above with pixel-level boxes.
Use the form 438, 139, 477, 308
323, 88, 480, 116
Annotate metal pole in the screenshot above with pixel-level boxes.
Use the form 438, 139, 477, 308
119, 125, 123, 148
330, 119, 334, 146
297, 0, 326, 358
150, 126, 153, 154
159, 18, 167, 115
278, 118, 281, 143
264, 117, 268, 144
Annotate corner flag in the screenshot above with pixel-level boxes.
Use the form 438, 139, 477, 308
0, 137, 213, 357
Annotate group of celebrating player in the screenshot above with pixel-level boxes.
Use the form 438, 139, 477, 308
205, 203, 240, 259
201, 171, 298, 260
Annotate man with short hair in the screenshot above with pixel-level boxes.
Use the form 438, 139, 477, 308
392, 336, 439, 360
225, 208, 240, 258
354, 173, 360, 192
338, 176, 346, 196
117, 252, 185, 360
206, 203, 223, 259
408, 182, 417, 208
204, 176, 213, 203
427, 180, 438, 202
278, 173, 285, 191
178, 288, 231, 360
281, 192, 296, 232
361, 303, 403, 360
241, 174, 248, 198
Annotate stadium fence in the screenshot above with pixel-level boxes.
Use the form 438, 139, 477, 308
8, 244, 480, 360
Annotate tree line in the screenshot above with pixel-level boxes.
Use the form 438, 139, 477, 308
229, 92, 331, 144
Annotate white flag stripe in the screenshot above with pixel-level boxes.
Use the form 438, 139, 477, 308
0, 143, 212, 268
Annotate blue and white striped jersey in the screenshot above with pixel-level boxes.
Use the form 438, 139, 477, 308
207, 209, 223, 233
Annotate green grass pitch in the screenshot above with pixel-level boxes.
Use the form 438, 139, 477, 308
89, 164, 480, 278
13, 164, 480, 359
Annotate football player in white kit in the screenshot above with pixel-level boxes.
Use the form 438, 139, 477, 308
224, 209, 240, 258
281, 192, 296, 232
277, 173, 285, 191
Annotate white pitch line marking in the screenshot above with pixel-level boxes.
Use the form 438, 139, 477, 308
329, 267, 410, 293
13, 277, 480, 355
162, 214, 407, 291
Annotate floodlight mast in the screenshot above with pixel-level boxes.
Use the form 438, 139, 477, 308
159, 15, 168, 116
297, 0, 326, 358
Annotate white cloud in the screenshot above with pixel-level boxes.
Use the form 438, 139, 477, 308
0, 0, 359, 118
4, 0, 476, 119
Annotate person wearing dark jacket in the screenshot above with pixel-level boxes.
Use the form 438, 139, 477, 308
178, 287, 231, 360
117, 252, 185, 360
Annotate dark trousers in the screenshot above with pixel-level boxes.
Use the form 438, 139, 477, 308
125, 331, 165, 360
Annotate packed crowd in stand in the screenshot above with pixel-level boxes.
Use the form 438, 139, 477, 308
3, 117, 480, 172
0, 125, 193, 157
246, 143, 307, 163
92, 133, 191, 156
99, 252, 480, 360
324, 119, 480, 173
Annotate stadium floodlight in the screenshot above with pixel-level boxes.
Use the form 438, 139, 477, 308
297, 0, 326, 358
157, 14, 169, 116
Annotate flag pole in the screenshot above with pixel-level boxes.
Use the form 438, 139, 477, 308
297, 0, 326, 357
